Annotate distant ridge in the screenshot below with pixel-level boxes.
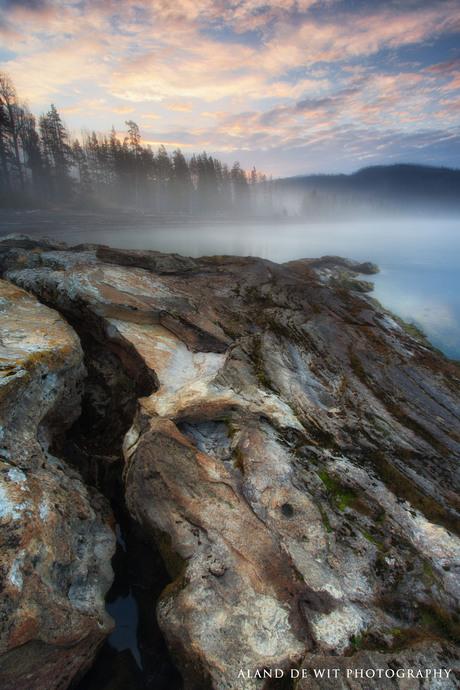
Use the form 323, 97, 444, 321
278, 163, 460, 212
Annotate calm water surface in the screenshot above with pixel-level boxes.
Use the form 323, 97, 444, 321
59, 217, 460, 360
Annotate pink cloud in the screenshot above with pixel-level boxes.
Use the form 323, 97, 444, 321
1, 0, 459, 173
113, 106, 135, 114
167, 102, 193, 112
261, 5, 460, 73
201, 110, 227, 118
424, 58, 460, 74
60, 106, 83, 114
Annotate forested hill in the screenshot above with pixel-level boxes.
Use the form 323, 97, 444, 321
278, 164, 460, 214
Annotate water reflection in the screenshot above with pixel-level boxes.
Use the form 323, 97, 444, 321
106, 587, 142, 669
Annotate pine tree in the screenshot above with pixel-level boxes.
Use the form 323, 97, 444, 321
39, 104, 73, 202
0, 84, 12, 195
0, 74, 25, 192
171, 148, 191, 213
231, 162, 250, 214
20, 112, 44, 197
72, 139, 92, 197
155, 144, 172, 211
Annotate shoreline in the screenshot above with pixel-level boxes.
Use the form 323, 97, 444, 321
0, 217, 458, 361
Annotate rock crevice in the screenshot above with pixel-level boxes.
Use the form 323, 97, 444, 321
0, 235, 459, 689
0, 278, 115, 690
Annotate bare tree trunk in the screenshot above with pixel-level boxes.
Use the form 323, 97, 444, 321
0, 129, 11, 193
7, 101, 25, 191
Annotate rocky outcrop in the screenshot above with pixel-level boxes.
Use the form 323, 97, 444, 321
0, 236, 459, 689
0, 277, 115, 689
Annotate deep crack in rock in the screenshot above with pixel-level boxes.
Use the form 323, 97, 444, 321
0, 234, 459, 690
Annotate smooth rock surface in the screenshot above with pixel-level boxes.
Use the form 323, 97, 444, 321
0, 237, 459, 689
0, 279, 115, 689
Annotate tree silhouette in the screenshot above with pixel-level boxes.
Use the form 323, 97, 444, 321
0, 74, 271, 214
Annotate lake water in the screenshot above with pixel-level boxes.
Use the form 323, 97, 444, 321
1, 213, 458, 359
54, 216, 460, 360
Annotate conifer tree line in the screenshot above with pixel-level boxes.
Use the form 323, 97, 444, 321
0, 74, 273, 215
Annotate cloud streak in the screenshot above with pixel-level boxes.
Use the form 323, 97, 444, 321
0, 0, 459, 174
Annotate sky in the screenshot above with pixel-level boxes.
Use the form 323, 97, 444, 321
1, 0, 460, 177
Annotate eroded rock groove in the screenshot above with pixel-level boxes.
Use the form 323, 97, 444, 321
0, 234, 459, 690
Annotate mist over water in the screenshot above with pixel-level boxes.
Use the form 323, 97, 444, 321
2, 214, 457, 359
52, 216, 460, 360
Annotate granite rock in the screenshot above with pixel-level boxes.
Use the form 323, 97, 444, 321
0, 279, 115, 689
0, 237, 459, 689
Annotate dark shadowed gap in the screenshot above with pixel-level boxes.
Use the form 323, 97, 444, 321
73, 510, 183, 690
44, 317, 184, 690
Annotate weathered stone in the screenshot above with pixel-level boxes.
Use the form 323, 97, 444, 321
296, 641, 458, 689
0, 279, 115, 689
96, 245, 198, 273
285, 256, 380, 275
0, 237, 459, 689
0, 233, 66, 251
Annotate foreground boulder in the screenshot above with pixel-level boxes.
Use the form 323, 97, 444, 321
0, 236, 459, 688
0, 278, 115, 689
